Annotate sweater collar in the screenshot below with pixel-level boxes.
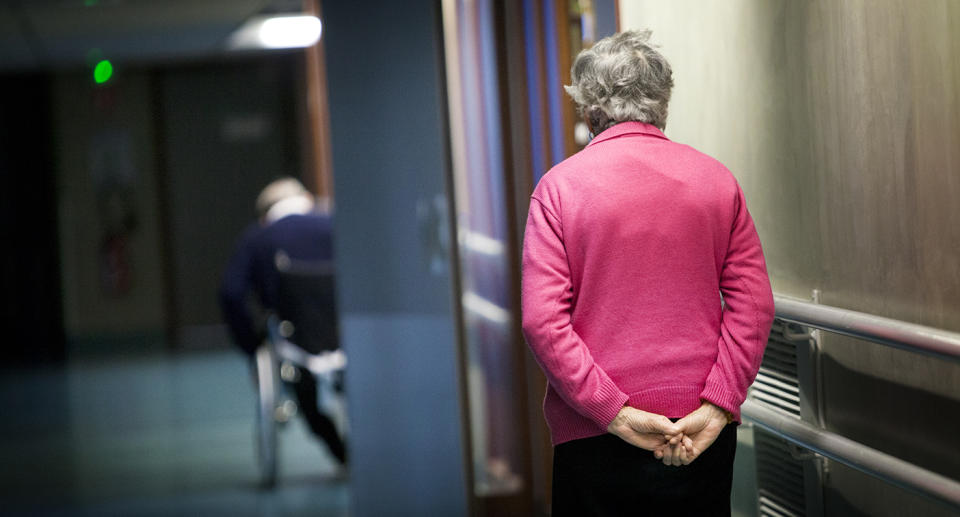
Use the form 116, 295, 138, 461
585, 121, 669, 148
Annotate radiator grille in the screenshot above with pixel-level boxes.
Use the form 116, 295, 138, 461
751, 320, 802, 418
755, 429, 807, 517
752, 319, 809, 517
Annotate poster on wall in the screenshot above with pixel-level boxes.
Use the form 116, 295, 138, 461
88, 128, 138, 297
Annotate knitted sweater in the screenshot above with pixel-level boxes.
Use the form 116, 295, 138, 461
521, 122, 775, 446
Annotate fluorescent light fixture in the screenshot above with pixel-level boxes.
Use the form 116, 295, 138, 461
228, 14, 322, 50
259, 15, 322, 48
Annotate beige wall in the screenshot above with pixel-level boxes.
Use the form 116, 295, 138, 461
620, 2, 960, 515
621, 0, 960, 327
621, 1, 820, 298
54, 71, 166, 340
618, 0, 960, 385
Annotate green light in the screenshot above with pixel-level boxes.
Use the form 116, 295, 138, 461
93, 60, 113, 84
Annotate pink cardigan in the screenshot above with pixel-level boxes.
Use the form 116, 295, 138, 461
521, 122, 775, 445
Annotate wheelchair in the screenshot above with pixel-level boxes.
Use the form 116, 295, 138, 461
254, 251, 347, 488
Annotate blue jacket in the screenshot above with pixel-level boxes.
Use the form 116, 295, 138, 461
219, 213, 334, 355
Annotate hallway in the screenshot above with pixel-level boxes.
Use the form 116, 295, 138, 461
0, 349, 349, 516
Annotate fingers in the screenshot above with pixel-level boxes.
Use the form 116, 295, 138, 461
614, 406, 727, 463
628, 410, 682, 437
681, 421, 726, 464
654, 438, 705, 466
674, 412, 708, 437
612, 424, 672, 452
628, 406, 730, 466
654, 445, 694, 467
658, 441, 688, 466
660, 443, 676, 466
671, 448, 683, 466
680, 438, 699, 465
677, 443, 690, 464
655, 442, 698, 466
666, 432, 683, 446
655, 416, 683, 438
674, 402, 724, 436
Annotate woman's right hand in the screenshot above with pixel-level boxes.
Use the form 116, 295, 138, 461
607, 406, 684, 452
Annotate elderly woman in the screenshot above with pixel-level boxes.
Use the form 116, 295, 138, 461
521, 30, 774, 515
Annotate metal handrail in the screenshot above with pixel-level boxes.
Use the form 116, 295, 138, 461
742, 400, 960, 510
744, 295, 960, 510
774, 295, 960, 362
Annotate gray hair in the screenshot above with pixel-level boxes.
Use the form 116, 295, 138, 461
564, 30, 673, 132
256, 177, 309, 218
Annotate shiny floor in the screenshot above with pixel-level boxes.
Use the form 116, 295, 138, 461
0, 348, 349, 516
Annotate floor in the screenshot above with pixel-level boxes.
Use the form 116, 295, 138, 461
0, 349, 349, 516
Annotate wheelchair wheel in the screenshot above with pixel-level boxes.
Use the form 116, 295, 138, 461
255, 344, 279, 488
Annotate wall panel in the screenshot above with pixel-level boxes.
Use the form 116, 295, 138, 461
620, 2, 960, 515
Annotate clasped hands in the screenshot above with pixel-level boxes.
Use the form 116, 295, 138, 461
606, 401, 730, 466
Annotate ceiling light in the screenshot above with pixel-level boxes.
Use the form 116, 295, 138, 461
228, 15, 322, 51
259, 15, 322, 48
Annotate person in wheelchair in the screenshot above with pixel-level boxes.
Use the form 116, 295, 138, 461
220, 177, 347, 467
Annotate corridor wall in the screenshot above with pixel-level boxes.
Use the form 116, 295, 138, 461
323, 1, 469, 515
620, 2, 960, 516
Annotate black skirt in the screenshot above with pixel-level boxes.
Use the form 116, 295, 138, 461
552, 423, 737, 517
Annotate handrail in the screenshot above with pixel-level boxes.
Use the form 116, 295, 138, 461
742, 400, 960, 510
746, 295, 960, 510
774, 295, 960, 362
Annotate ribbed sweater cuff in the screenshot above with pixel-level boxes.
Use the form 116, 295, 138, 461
582, 381, 629, 429
699, 382, 744, 422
